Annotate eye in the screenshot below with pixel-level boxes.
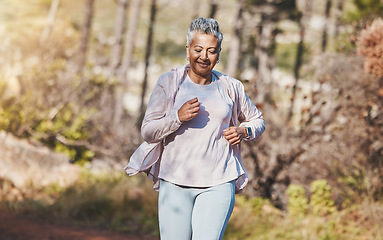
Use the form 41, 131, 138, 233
195, 49, 202, 53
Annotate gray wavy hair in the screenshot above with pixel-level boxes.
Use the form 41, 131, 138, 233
186, 17, 223, 50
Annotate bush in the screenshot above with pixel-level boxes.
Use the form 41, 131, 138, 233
0, 57, 122, 163
357, 18, 383, 78
309, 180, 336, 217
286, 184, 308, 218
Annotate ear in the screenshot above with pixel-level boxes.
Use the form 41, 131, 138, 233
186, 46, 190, 60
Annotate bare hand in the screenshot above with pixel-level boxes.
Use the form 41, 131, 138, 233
178, 97, 200, 122
223, 127, 246, 146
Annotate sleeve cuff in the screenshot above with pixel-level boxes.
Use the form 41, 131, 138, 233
170, 108, 182, 129
239, 124, 255, 141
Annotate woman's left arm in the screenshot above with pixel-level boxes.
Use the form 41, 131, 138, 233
223, 80, 265, 145
236, 81, 265, 142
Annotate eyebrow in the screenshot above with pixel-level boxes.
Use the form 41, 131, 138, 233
194, 45, 217, 49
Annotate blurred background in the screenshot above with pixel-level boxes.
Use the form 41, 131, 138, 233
0, 0, 383, 239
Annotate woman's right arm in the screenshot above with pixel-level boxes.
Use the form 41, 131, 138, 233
141, 78, 182, 143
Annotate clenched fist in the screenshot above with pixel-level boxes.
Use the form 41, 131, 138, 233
223, 126, 247, 146
178, 97, 200, 122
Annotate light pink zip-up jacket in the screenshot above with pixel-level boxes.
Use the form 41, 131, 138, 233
125, 64, 265, 193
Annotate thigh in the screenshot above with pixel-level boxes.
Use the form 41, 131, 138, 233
191, 181, 235, 240
158, 180, 194, 240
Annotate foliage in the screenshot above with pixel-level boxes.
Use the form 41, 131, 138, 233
1, 2, 383, 239
225, 188, 381, 240
286, 180, 337, 218
286, 184, 308, 218
275, 43, 297, 72
357, 18, 383, 78
2, 174, 383, 239
155, 39, 186, 63
0, 60, 96, 163
275, 42, 311, 73
309, 180, 336, 217
245, 0, 298, 21
254, 51, 383, 209
1, 170, 159, 235
0, 52, 132, 163
347, 0, 383, 21
0, 1, 140, 164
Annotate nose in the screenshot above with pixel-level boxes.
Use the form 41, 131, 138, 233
200, 50, 208, 60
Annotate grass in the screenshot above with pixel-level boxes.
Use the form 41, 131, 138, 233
1, 171, 383, 239
225, 196, 383, 240
1, 169, 160, 236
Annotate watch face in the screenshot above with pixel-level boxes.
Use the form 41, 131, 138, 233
247, 127, 252, 137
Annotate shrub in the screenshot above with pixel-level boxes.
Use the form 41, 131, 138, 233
309, 180, 336, 216
0, 57, 118, 163
286, 184, 308, 218
357, 18, 383, 78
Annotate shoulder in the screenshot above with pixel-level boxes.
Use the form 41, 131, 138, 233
157, 71, 175, 86
157, 65, 186, 86
213, 70, 244, 91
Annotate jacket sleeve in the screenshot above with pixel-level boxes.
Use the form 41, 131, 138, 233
235, 81, 265, 141
141, 74, 182, 143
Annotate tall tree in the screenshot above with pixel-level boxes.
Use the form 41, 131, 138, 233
286, 0, 312, 123
77, 0, 95, 74
321, 0, 332, 53
109, 0, 129, 77
226, 0, 245, 78
248, 0, 297, 105
209, 0, 219, 18
138, 0, 157, 127
334, 0, 344, 37
243, 0, 301, 204
120, 0, 142, 84
110, 0, 129, 127
113, 0, 143, 126
351, 0, 383, 21
253, 14, 275, 105
40, 0, 60, 43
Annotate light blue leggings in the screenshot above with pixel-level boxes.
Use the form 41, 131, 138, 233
158, 179, 235, 240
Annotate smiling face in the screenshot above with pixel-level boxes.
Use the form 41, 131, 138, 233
186, 32, 220, 83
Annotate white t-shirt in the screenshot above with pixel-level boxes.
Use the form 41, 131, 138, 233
159, 74, 240, 187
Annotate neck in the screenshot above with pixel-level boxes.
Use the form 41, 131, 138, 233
187, 70, 212, 85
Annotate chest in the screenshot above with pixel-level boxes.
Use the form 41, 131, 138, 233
174, 77, 232, 124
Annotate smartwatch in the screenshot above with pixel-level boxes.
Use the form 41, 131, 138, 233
245, 127, 252, 139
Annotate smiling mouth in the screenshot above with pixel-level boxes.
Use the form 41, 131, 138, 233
198, 62, 210, 68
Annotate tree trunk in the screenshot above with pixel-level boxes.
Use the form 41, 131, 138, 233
286, 0, 312, 124
40, 0, 60, 43
226, 0, 245, 78
110, 0, 130, 127
254, 16, 274, 106
109, 0, 129, 77
77, 0, 95, 74
321, 0, 332, 53
209, 0, 218, 19
120, 0, 142, 85
334, 0, 344, 37
113, 0, 142, 127
138, 0, 157, 128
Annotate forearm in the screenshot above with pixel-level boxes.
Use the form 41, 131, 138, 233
239, 117, 265, 141
141, 108, 182, 143
237, 83, 265, 141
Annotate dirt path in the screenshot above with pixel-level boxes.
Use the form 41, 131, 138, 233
0, 211, 159, 240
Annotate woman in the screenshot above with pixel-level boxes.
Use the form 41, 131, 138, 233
126, 17, 265, 240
